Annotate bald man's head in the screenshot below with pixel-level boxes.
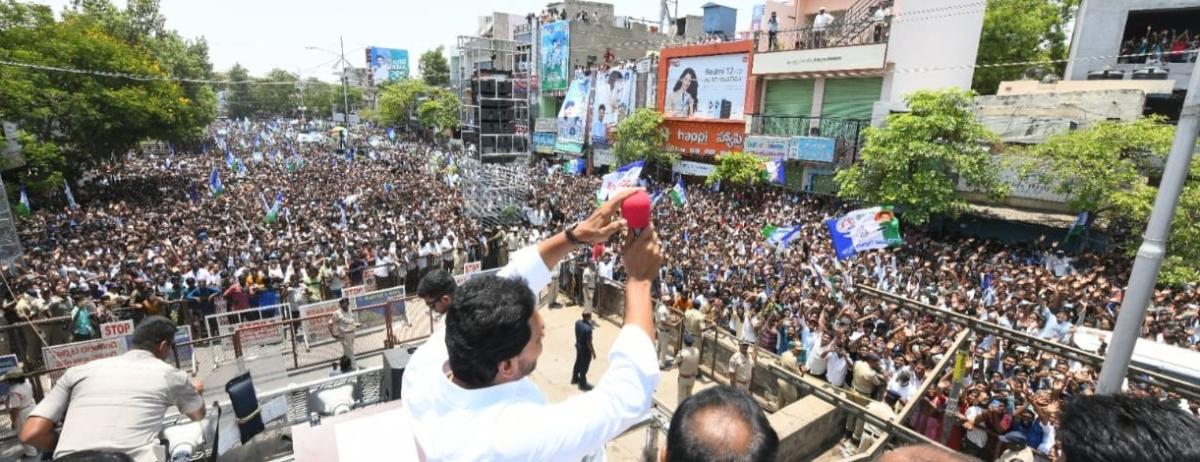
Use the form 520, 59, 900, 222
664, 386, 778, 462
879, 444, 982, 462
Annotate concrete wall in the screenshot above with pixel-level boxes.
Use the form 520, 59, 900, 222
974, 89, 1148, 144
880, 0, 985, 112
1066, 0, 1200, 87
771, 396, 848, 462
569, 22, 667, 71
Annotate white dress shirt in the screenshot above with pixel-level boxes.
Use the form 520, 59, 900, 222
398, 245, 660, 461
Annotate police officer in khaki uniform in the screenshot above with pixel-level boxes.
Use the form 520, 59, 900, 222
776, 341, 803, 408
328, 298, 360, 368
655, 297, 676, 369
683, 302, 706, 338
674, 334, 700, 406
728, 341, 755, 393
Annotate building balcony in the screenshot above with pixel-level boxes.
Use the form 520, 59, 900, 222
753, 19, 888, 54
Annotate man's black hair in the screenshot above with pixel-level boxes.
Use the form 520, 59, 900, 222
130, 316, 177, 351
417, 270, 457, 299
1060, 394, 1200, 462
666, 386, 779, 462
445, 276, 535, 388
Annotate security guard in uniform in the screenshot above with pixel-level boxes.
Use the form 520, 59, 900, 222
328, 298, 360, 368
655, 297, 676, 369
683, 301, 706, 338
728, 341, 755, 393
674, 334, 700, 406
776, 341, 803, 408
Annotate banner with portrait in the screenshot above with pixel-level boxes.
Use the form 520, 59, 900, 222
540, 21, 570, 92
589, 69, 635, 147
368, 47, 410, 84
663, 53, 749, 120
555, 76, 592, 154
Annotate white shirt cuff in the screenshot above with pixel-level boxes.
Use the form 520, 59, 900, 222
498, 245, 552, 298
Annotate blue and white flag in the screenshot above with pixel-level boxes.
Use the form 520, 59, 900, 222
762, 225, 801, 248
387, 127, 396, 141
209, 169, 224, 197
766, 159, 785, 185
596, 160, 644, 201
669, 179, 687, 207
825, 206, 903, 260
187, 184, 200, 204
336, 199, 348, 229
225, 150, 237, 170
384, 182, 394, 193
64, 183, 78, 210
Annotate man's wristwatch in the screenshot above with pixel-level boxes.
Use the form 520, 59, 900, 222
565, 222, 587, 246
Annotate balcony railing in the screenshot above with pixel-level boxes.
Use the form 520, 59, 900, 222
753, 19, 888, 53
748, 114, 870, 165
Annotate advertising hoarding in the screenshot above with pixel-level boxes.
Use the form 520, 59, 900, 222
590, 69, 635, 147
540, 21, 570, 92
555, 76, 592, 154
367, 47, 410, 84
663, 54, 749, 120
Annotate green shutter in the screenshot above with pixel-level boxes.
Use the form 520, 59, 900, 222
820, 77, 882, 121
762, 79, 815, 137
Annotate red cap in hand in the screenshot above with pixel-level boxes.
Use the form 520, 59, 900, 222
622, 190, 652, 230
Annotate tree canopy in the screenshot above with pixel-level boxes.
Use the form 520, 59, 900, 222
375, 79, 459, 135
835, 88, 1007, 225
419, 46, 451, 87
0, 0, 215, 194
708, 152, 767, 187
613, 108, 677, 169
972, 0, 1078, 95
1029, 117, 1197, 286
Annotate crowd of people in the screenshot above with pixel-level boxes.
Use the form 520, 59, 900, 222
1119, 27, 1200, 64
536, 166, 1199, 461
1, 118, 1198, 461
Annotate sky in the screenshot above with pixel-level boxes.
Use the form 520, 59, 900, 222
34, 0, 762, 83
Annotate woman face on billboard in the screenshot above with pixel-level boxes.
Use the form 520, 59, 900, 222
667, 68, 698, 117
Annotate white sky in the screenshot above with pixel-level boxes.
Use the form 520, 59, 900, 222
33, 0, 761, 82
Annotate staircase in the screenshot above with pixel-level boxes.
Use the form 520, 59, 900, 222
830, 0, 889, 47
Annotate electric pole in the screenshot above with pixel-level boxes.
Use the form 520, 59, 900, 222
1097, 57, 1200, 394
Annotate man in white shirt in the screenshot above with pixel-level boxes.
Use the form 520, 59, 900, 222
401, 189, 663, 461
812, 7, 834, 47
5, 367, 38, 458
823, 343, 849, 388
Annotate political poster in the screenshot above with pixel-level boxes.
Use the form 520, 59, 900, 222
43, 337, 129, 381
556, 76, 592, 154
367, 47, 410, 84
590, 69, 635, 147
664, 54, 749, 120
0, 354, 18, 395
825, 206, 902, 260
299, 300, 341, 347
596, 160, 644, 201
540, 21, 570, 92
792, 136, 836, 163
533, 132, 557, 154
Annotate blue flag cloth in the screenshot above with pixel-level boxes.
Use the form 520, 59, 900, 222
64, 183, 78, 210
384, 182, 394, 193
336, 199, 348, 229
209, 169, 224, 197
387, 127, 396, 141
825, 218, 857, 260
187, 184, 200, 204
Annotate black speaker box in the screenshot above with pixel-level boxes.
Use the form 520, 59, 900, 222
381, 342, 424, 402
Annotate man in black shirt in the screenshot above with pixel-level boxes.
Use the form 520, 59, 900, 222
572, 311, 596, 390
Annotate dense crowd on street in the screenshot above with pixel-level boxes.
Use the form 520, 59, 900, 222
537, 166, 1200, 461
1, 121, 1197, 461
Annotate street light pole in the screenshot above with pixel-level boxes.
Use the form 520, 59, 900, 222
1096, 57, 1200, 394
340, 36, 350, 126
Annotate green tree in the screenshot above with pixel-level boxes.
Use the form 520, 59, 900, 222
835, 88, 1006, 225
225, 63, 254, 119
707, 152, 767, 186
416, 87, 461, 136
1029, 117, 1197, 286
376, 79, 430, 124
0, 0, 214, 192
613, 108, 677, 169
299, 78, 334, 119
249, 68, 299, 117
972, 0, 1078, 95
419, 46, 451, 87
